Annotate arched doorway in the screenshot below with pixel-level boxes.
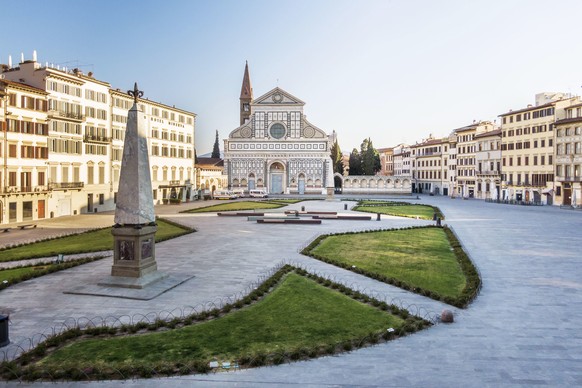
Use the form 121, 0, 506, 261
248, 174, 255, 190
334, 175, 343, 194
269, 162, 285, 194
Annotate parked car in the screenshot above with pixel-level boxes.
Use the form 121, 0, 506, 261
249, 189, 268, 198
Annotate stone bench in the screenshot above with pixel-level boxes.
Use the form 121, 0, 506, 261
218, 212, 265, 217
18, 224, 37, 230
247, 216, 301, 221
0, 228, 10, 233
257, 219, 321, 224
312, 215, 372, 221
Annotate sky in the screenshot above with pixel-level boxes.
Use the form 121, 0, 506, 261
3, 0, 582, 154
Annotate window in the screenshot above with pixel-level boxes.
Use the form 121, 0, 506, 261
99, 193, 104, 205
270, 123, 286, 139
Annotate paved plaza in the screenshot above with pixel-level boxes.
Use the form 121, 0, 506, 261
1, 196, 582, 387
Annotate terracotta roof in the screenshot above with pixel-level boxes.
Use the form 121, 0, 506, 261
474, 129, 502, 139
411, 138, 447, 148
0, 79, 49, 94
452, 122, 482, 133
196, 157, 223, 167
240, 61, 252, 100
498, 102, 555, 117
554, 117, 582, 126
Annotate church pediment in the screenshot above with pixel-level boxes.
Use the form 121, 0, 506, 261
229, 125, 253, 139
302, 118, 327, 139
253, 87, 305, 106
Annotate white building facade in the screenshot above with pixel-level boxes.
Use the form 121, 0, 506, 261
224, 64, 333, 195
0, 52, 196, 223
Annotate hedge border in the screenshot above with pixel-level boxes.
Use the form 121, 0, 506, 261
0, 265, 431, 381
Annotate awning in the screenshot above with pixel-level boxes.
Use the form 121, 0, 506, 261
542, 188, 553, 195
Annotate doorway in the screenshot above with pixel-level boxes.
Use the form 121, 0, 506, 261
299, 174, 305, 195
269, 162, 285, 194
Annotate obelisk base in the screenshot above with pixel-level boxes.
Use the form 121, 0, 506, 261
100, 225, 166, 289
326, 187, 335, 201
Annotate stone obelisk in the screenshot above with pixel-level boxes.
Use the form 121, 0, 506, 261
106, 83, 165, 288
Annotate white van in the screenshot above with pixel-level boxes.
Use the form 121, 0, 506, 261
249, 189, 268, 198
214, 190, 237, 200
232, 189, 246, 198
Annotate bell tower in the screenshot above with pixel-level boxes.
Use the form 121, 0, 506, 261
240, 61, 253, 125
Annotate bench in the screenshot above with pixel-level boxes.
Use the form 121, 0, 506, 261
18, 224, 37, 230
0, 228, 10, 233
257, 219, 321, 224
247, 216, 300, 221
312, 215, 372, 221
218, 212, 265, 217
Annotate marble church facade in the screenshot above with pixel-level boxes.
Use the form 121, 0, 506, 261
224, 63, 333, 195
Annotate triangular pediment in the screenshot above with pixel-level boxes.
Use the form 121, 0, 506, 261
253, 87, 305, 106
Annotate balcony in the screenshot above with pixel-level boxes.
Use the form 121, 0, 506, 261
557, 175, 582, 182
49, 182, 84, 190
48, 109, 85, 122
3, 185, 50, 194
476, 170, 500, 176
84, 135, 112, 144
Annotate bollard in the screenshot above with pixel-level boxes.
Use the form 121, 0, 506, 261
344, 204, 348, 210
376, 213, 381, 221
301, 206, 305, 212
0, 315, 9, 347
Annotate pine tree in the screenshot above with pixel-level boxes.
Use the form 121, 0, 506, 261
211, 130, 220, 158
349, 148, 362, 175
194, 148, 198, 164
359, 138, 382, 175
330, 139, 344, 174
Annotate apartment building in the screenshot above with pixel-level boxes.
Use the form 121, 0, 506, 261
410, 137, 450, 195
553, 102, 582, 206
377, 147, 394, 176
499, 93, 579, 204
0, 53, 196, 223
393, 144, 411, 177
0, 80, 50, 223
453, 121, 494, 198
474, 129, 501, 200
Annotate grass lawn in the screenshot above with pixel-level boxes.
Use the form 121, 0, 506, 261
355, 203, 440, 220
184, 201, 285, 213
310, 228, 465, 298
39, 273, 405, 367
0, 219, 191, 263
0, 265, 51, 283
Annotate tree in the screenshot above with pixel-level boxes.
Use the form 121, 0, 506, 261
194, 148, 198, 164
360, 138, 381, 175
330, 139, 344, 174
348, 148, 362, 175
211, 130, 220, 158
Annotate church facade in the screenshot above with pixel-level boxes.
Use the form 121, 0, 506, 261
224, 63, 334, 195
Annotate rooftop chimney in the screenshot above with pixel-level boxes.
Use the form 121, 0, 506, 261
33, 50, 37, 62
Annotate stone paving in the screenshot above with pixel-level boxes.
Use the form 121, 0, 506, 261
2, 196, 582, 387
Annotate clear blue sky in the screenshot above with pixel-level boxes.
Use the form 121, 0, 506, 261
4, 0, 582, 154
